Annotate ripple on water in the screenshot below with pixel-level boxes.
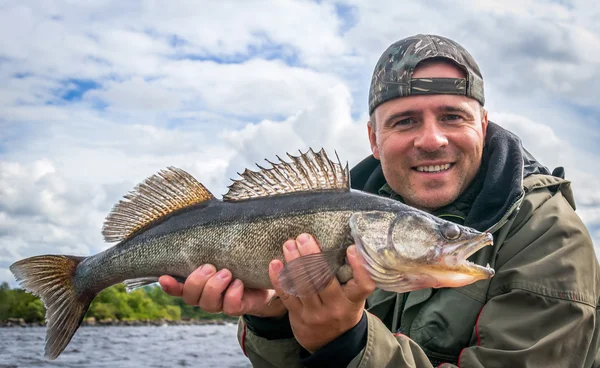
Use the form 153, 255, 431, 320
1, 325, 251, 368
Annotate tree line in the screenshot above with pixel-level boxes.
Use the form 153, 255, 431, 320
0, 282, 233, 323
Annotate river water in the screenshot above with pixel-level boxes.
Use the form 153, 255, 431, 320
0, 324, 251, 367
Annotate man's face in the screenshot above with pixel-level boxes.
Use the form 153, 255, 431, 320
368, 61, 488, 212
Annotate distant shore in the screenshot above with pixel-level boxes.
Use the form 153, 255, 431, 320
0, 317, 236, 328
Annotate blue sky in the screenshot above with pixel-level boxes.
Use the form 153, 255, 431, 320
0, 0, 599, 285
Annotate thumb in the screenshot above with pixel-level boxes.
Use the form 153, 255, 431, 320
342, 245, 376, 304
241, 288, 287, 317
268, 259, 302, 312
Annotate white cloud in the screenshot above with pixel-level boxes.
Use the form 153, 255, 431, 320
0, 160, 100, 264
158, 58, 347, 117
220, 82, 369, 181
85, 77, 182, 111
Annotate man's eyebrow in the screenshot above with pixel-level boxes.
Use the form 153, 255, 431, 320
383, 110, 420, 126
382, 105, 475, 126
438, 105, 474, 117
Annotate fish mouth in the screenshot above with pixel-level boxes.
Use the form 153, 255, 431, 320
440, 232, 494, 273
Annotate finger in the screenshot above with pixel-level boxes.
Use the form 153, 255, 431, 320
296, 233, 321, 256
292, 234, 323, 308
299, 236, 344, 304
283, 238, 301, 263
342, 245, 376, 304
159, 275, 184, 297
269, 259, 302, 311
229, 283, 287, 317
181, 264, 216, 306
313, 270, 344, 304
282, 237, 320, 304
243, 288, 287, 317
198, 269, 232, 313
221, 279, 245, 316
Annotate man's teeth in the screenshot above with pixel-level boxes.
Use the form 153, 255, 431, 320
416, 164, 452, 173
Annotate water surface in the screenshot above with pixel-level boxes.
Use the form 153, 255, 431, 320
0, 324, 251, 367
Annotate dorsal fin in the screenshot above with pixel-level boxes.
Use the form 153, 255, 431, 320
102, 167, 214, 243
223, 148, 349, 202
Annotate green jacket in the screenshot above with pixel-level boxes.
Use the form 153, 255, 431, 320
237, 123, 600, 367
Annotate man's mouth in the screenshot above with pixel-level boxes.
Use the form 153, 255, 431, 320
414, 163, 454, 173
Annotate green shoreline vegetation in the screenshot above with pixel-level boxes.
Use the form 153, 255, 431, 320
0, 282, 235, 324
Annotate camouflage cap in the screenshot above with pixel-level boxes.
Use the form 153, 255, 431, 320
368, 34, 485, 115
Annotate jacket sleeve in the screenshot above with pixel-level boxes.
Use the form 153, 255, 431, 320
349, 184, 600, 368
237, 313, 369, 367
237, 316, 305, 368
346, 313, 434, 368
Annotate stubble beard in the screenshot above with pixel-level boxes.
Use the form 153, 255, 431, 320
384, 150, 463, 213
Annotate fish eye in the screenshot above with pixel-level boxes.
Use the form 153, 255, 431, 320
441, 223, 461, 240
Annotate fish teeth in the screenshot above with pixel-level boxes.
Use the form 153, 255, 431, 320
416, 163, 452, 173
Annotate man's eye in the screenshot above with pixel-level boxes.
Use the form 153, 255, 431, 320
394, 118, 414, 126
443, 114, 462, 121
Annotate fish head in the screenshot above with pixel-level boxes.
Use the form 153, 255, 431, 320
349, 210, 494, 293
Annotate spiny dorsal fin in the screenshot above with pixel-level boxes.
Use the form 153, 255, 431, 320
224, 148, 349, 202
102, 167, 214, 243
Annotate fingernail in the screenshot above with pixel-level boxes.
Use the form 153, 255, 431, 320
200, 265, 213, 276
232, 279, 243, 288
216, 269, 230, 280
285, 240, 296, 252
347, 245, 356, 256
297, 233, 310, 246
270, 261, 283, 273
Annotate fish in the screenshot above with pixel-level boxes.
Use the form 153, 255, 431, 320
9, 148, 495, 360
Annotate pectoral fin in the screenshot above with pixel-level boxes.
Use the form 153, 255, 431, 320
277, 249, 345, 297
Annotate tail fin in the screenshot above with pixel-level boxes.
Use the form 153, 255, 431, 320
10, 255, 94, 360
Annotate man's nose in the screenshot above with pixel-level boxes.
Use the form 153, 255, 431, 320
414, 120, 448, 152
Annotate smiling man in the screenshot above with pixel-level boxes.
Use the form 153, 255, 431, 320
160, 34, 600, 367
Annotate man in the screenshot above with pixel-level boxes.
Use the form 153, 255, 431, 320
160, 34, 600, 367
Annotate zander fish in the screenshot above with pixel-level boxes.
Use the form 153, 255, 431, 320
10, 148, 494, 360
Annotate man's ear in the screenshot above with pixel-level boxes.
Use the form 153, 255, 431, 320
367, 120, 380, 159
481, 107, 489, 143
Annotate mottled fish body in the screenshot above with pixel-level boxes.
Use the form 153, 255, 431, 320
10, 149, 494, 360
78, 190, 403, 293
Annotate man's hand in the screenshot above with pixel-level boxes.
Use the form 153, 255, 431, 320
159, 265, 287, 318
269, 233, 376, 353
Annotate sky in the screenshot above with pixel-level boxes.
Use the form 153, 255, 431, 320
1, 0, 599, 286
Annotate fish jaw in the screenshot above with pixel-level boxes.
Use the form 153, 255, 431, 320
417, 233, 495, 290
349, 211, 495, 293
437, 231, 495, 284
